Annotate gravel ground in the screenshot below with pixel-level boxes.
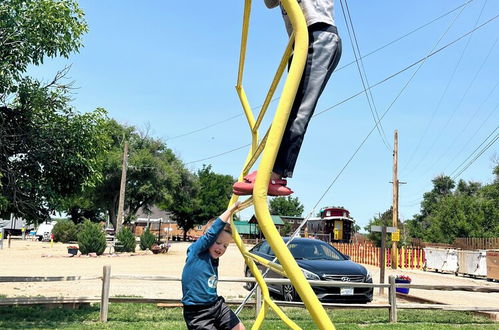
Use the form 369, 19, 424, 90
1, 238, 498, 313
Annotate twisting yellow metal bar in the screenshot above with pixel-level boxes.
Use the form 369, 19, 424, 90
229, 0, 335, 329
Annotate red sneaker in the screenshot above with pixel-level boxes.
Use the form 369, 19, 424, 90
232, 180, 293, 196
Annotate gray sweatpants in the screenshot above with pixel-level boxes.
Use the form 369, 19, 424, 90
273, 23, 342, 178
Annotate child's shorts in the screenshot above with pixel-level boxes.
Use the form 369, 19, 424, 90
183, 296, 241, 330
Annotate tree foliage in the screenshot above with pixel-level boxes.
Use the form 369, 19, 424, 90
364, 208, 393, 247
77, 220, 106, 255
115, 227, 136, 253
66, 120, 187, 229
269, 196, 304, 216
52, 219, 78, 243
0, 0, 87, 95
406, 167, 499, 243
140, 228, 156, 250
0, 0, 110, 224
169, 165, 235, 240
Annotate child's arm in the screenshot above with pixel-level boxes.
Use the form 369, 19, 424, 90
219, 202, 240, 223
188, 202, 240, 254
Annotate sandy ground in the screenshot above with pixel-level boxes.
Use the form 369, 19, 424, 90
1, 238, 498, 311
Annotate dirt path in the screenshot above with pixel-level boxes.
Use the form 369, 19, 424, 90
1, 239, 498, 311
0, 239, 248, 300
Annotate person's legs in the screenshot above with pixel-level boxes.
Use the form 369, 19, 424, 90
215, 297, 245, 330
273, 24, 342, 178
183, 304, 217, 330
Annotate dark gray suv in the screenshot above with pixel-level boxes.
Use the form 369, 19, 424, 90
244, 237, 373, 303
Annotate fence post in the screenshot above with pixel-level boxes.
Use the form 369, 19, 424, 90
255, 285, 262, 318
388, 275, 397, 323
100, 265, 111, 322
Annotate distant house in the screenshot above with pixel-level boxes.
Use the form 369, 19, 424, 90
233, 219, 260, 239
132, 206, 203, 241
0, 214, 33, 235
248, 214, 289, 237
279, 215, 304, 234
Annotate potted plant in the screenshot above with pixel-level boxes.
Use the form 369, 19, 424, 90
67, 245, 79, 256
395, 275, 412, 294
151, 244, 161, 254
159, 243, 171, 253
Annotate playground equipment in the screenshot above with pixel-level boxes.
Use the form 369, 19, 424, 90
227, 1, 335, 329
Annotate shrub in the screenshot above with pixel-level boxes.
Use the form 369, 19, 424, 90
115, 227, 136, 253
77, 220, 107, 255
52, 220, 78, 243
140, 228, 156, 250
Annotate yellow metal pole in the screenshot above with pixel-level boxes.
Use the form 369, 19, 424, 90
252, 0, 334, 328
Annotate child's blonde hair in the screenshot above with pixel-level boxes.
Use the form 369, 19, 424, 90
204, 218, 232, 235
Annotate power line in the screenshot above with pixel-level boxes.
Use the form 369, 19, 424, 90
450, 125, 499, 179
402, 122, 499, 204
184, 14, 498, 165
164, 0, 478, 143
339, 0, 391, 151
444, 99, 499, 173
406, 7, 496, 176
184, 144, 250, 165
401, 2, 471, 171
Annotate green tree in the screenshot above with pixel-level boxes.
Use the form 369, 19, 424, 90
0, 0, 110, 224
170, 165, 235, 241
169, 168, 200, 241
68, 120, 186, 229
0, 0, 87, 95
77, 220, 106, 255
52, 219, 78, 243
115, 227, 136, 253
407, 166, 499, 243
194, 165, 235, 222
269, 196, 304, 216
364, 208, 393, 247
140, 228, 156, 250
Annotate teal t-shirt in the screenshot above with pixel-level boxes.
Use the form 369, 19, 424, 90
181, 218, 225, 305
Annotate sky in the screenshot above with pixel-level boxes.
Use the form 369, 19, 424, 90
28, 0, 498, 231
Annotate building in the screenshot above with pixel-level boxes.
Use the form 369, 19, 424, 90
132, 206, 204, 241
233, 219, 260, 239
307, 206, 355, 243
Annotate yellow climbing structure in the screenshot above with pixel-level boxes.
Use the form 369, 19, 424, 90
227, 1, 335, 329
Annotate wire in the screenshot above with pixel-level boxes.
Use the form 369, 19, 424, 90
450, 125, 499, 179
164, 0, 478, 142
184, 15, 498, 165
405, 4, 495, 175
184, 144, 250, 165
339, 0, 391, 151
401, 2, 471, 171
444, 99, 499, 172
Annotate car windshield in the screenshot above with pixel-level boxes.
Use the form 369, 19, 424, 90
288, 241, 345, 261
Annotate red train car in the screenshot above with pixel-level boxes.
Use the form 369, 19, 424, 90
306, 206, 355, 243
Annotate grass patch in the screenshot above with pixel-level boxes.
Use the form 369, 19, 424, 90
0, 304, 495, 329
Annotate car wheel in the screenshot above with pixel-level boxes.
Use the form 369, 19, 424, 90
244, 268, 255, 291
282, 284, 297, 302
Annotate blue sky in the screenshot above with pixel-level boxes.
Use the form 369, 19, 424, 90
29, 0, 498, 231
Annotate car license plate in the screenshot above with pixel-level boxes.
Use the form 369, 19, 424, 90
340, 288, 354, 295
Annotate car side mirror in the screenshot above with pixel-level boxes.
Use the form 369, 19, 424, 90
343, 254, 351, 260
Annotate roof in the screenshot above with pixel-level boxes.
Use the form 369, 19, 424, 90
249, 215, 284, 226
0, 218, 32, 230
233, 221, 259, 235
307, 216, 354, 222
135, 206, 173, 221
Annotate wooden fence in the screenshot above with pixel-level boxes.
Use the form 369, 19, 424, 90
332, 243, 425, 269
453, 238, 499, 250
1, 266, 499, 324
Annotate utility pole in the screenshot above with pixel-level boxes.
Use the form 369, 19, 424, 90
116, 141, 128, 233
392, 130, 399, 269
